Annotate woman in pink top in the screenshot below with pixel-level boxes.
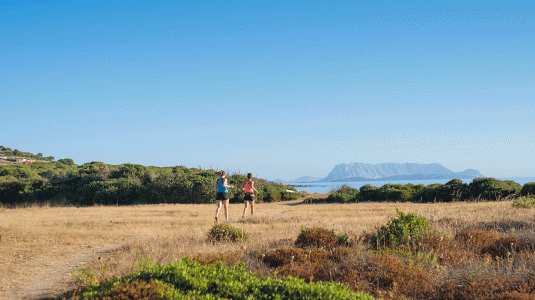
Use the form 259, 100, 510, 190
240, 173, 259, 218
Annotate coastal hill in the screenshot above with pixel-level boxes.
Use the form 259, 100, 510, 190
291, 176, 323, 183
321, 162, 484, 182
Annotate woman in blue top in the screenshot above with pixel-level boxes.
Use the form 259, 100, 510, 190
214, 170, 234, 223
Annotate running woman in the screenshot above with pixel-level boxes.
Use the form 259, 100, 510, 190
215, 170, 234, 223
240, 173, 259, 218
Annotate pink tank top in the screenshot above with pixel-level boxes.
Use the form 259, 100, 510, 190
244, 180, 254, 193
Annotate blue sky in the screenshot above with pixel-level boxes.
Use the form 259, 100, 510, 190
2, 0, 534, 181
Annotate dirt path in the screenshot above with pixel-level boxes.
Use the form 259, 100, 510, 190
0, 243, 124, 300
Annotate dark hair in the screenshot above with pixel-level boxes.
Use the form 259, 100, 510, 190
217, 170, 226, 177
247, 173, 253, 180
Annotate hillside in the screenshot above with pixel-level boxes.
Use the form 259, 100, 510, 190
322, 162, 484, 182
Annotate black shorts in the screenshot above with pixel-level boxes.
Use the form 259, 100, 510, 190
216, 192, 229, 200
244, 193, 255, 201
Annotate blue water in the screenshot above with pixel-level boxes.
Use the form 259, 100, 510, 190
292, 177, 535, 194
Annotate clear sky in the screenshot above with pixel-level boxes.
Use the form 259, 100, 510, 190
2, 0, 534, 181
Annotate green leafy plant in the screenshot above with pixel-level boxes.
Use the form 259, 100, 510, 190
71, 266, 98, 287
326, 185, 360, 203
64, 257, 376, 300
513, 196, 535, 208
207, 223, 250, 243
371, 210, 432, 249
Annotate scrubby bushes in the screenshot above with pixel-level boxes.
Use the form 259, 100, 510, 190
320, 178, 529, 203
255, 211, 535, 299
207, 224, 249, 243
411, 179, 468, 202
64, 258, 375, 300
0, 161, 297, 206
513, 196, 535, 208
371, 210, 432, 249
468, 177, 519, 200
295, 227, 349, 250
326, 185, 360, 203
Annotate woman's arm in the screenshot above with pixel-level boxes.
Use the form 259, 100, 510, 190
240, 181, 246, 190
251, 181, 259, 194
222, 178, 234, 188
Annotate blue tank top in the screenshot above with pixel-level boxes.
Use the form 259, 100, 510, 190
217, 178, 228, 193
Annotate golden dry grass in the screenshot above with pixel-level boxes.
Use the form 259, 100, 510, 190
1, 196, 534, 299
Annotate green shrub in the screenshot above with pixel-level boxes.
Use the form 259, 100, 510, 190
512, 196, 535, 208
207, 224, 249, 243
66, 258, 376, 300
468, 177, 519, 200
359, 184, 380, 201
521, 182, 535, 196
295, 227, 348, 249
326, 185, 360, 203
262, 186, 282, 202
371, 210, 432, 249
411, 179, 468, 203
504, 180, 522, 193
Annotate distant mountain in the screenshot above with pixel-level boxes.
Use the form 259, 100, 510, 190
291, 176, 323, 183
271, 178, 287, 183
321, 163, 484, 182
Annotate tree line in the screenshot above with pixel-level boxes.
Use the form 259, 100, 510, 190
322, 178, 535, 203
0, 161, 301, 206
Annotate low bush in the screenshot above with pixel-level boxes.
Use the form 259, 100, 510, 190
359, 184, 380, 201
295, 227, 349, 250
207, 224, 249, 243
513, 197, 535, 208
456, 229, 502, 253
371, 210, 432, 249
326, 185, 360, 203
521, 182, 535, 196
64, 258, 376, 300
67, 279, 175, 300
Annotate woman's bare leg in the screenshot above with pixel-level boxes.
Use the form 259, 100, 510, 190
250, 201, 255, 216
223, 200, 229, 221
215, 200, 222, 223
242, 201, 249, 218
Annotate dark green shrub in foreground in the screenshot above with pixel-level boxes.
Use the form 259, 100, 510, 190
326, 185, 360, 203
207, 224, 249, 243
65, 258, 376, 300
521, 182, 535, 196
371, 210, 431, 249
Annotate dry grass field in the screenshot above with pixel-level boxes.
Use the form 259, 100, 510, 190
1, 193, 534, 299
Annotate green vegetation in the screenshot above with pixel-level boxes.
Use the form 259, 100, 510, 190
371, 210, 432, 249
325, 184, 360, 203
319, 177, 529, 203
521, 182, 535, 196
0, 161, 300, 206
207, 224, 250, 243
512, 196, 535, 208
63, 257, 375, 300
0, 146, 54, 161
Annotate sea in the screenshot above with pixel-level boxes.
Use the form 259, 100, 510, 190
290, 177, 535, 194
